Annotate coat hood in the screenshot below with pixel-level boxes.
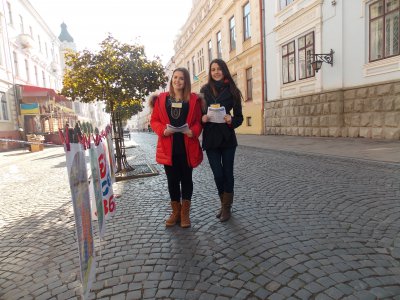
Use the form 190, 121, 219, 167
148, 92, 159, 109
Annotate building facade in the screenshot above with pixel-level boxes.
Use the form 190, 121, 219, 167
0, 0, 68, 150
173, 0, 264, 134
0, 1, 110, 151
264, 0, 400, 139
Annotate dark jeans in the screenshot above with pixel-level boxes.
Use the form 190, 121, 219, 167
164, 154, 193, 201
206, 146, 236, 195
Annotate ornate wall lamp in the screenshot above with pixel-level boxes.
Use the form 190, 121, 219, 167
311, 49, 334, 72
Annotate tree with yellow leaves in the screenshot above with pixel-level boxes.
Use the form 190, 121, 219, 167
62, 35, 167, 174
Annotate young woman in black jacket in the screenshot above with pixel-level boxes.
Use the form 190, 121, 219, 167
200, 59, 243, 222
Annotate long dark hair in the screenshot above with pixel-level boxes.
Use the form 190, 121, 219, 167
169, 67, 191, 102
207, 59, 243, 105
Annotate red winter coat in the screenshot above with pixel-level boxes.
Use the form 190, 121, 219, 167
150, 92, 203, 168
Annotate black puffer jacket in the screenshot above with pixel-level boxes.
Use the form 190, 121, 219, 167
200, 84, 243, 150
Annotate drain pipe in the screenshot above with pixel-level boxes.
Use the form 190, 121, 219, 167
259, 0, 267, 135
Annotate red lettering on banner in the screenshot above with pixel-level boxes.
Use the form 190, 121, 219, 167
98, 154, 106, 178
109, 195, 115, 213
103, 199, 108, 215
103, 196, 115, 216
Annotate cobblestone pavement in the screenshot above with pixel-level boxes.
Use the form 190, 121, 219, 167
1, 132, 400, 300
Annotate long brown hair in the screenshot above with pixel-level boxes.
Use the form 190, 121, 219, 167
207, 59, 243, 105
169, 67, 191, 102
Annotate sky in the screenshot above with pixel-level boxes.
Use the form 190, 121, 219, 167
28, 0, 193, 65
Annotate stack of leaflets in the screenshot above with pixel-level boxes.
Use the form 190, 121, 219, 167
166, 123, 189, 132
207, 106, 226, 123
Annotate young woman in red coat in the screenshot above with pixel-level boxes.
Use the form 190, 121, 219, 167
149, 67, 204, 228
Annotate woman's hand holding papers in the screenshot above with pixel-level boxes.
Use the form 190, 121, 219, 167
163, 128, 174, 136
224, 114, 232, 125
183, 129, 193, 138
202, 115, 209, 123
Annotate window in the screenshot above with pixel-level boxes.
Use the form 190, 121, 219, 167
187, 61, 190, 76
7, 2, 13, 25
13, 52, 19, 77
282, 41, 296, 83
208, 40, 213, 63
232, 73, 238, 86
29, 26, 33, 37
369, 0, 399, 61
34, 66, 39, 85
246, 67, 253, 101
38, 35, 42, 52
197, 48, 204, 73
19, 15, 24, 33
0, 92, 9, 120
74, 102, 81, 114
229, 16, 236, 51
298, 32, 315, 79
217, 31, 222, 59
243, 2, 251, 40
0, 34, 4, 66
45, 42, 48, 57
25, 59, 30, 82
280, 0, 295, 10
192, 56, 196, 79
42, 70, 46, 87
246, 116, 252, 126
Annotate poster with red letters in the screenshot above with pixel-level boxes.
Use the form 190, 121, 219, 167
100, 140, 116, 219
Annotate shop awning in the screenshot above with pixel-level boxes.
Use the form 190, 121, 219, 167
20, 85, 67, 102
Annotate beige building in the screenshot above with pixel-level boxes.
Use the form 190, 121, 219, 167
173, 0, 264, 134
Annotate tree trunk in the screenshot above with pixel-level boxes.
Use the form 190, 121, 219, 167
111, 110, 132, 173
111, 110, 122, 172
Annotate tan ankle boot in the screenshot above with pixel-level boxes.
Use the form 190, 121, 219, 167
216, 193, 223, 218
180, 200, 191, 228
166, 201, 181, 227
220, 192, 233, 222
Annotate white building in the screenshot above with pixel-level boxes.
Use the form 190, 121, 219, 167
0, 1, 110, 150
263, 0, 400, 139
0, 0, 66, 149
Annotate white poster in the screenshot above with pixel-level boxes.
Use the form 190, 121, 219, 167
64, 143, 96, 300
88, 142, 106, 238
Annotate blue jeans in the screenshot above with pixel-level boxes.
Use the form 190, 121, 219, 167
206, 147, 236, 195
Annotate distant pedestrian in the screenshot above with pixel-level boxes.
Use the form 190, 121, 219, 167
149, 68, 204, 228
200, 59, 243, 222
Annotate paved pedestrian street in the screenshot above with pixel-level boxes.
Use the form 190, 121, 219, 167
1, 132, 400, 300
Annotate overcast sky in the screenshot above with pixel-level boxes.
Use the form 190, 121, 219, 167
28, 0, 193, 65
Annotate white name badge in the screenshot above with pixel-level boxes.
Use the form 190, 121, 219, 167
172, 102, 182, 108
